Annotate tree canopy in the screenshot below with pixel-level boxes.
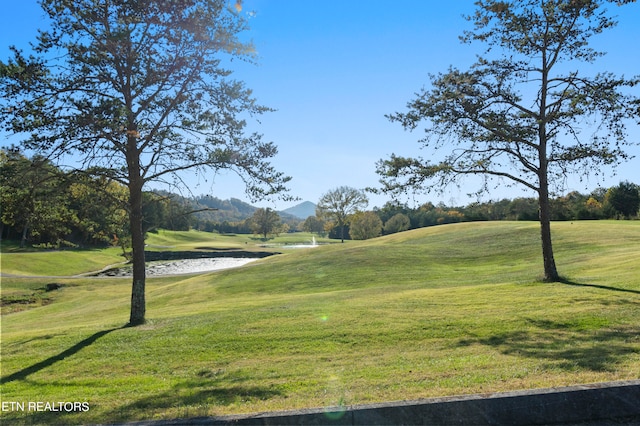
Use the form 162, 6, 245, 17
383, 213, 411, 235
316, 186, 368, 243
376, 0, 638, 281
0, 0, 291, 325
607, 181, 640, 218
349, 211, 383, 240
250, 207, 282, 240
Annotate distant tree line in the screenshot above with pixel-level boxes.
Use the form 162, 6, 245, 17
310, 182, 639, 242
1, 150, 191, 248
307, 183, 639, 241
2, 150, 638, 248
0, 150, 297, 247
370, 182, 639, 238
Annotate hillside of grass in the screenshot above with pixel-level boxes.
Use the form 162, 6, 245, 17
0, 245, 125, 277
1, 221, 639, 425
145, 229, 327, 251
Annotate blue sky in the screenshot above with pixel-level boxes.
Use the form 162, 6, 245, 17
1, 1, 639, 210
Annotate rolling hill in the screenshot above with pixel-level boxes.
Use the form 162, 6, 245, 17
2, 221, 639, 424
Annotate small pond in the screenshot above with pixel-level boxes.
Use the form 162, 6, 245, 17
95, 250, 275, 277
97, 258, 259, 277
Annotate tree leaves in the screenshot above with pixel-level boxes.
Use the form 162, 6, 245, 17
378, 0, 638, 281
380, 0, 636, 200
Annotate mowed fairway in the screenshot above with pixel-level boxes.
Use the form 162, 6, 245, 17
1, 221, 639, 424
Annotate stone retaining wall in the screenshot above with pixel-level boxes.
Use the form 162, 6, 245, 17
124, 380, 640, 425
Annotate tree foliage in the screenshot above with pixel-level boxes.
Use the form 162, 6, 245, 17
383, 213, 411, 235
606, 181, 640, 218
249, 207, 282, 240
0, 150, 72, 247
376, 0, 638, 281
316, 186, 368, 243
0, 149, 130, 247
0, 0, 291, 325
301, 215, 326, 235
67, 175, 129, 246
349, 211, 383, 240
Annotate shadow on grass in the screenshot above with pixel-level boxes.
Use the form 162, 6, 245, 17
106, 376, 284, 423
1, 333, 67, 351
459, 319, 638, 372
0, 242, 116, 254
559, 278, 640, 295
1, 327, 123, 384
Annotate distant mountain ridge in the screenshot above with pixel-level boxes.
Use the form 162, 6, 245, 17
153, 191, 315, 222
282, 201, 317, 219
192, 196, 257, 221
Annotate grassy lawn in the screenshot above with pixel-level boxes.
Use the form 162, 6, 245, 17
144, 229, 330, 251
0, 231, 322, 313
0, 245, 125, 277
1, 221, 639, 424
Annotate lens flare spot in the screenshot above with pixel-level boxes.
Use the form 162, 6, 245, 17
324, 404, 347, 420
320, 315, 329, 322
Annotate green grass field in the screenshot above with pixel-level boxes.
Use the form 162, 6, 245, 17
1, 222, 639, 424
0, 245, 125, 277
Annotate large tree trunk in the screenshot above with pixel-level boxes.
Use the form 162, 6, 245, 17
20, 222, 29, 248
537, 59, 560, 283
127, 138, 146, 326
538, 175, 560, 282
128, 179, 146, 325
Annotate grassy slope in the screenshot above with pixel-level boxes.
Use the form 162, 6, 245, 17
1, 221, 639, 424
0, 246, 124, 277
145, 229, 328, 251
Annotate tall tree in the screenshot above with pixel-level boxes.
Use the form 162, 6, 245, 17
376, 0, 637, 281
0, 0, 291, 325
249, 207, 281, 240
606, 181, 640, 218
316, 186, 368, 243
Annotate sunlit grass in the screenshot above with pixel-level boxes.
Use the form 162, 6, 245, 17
145, 229, 330, 251
1, 221, 639, 424
0, 246, 124, 277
